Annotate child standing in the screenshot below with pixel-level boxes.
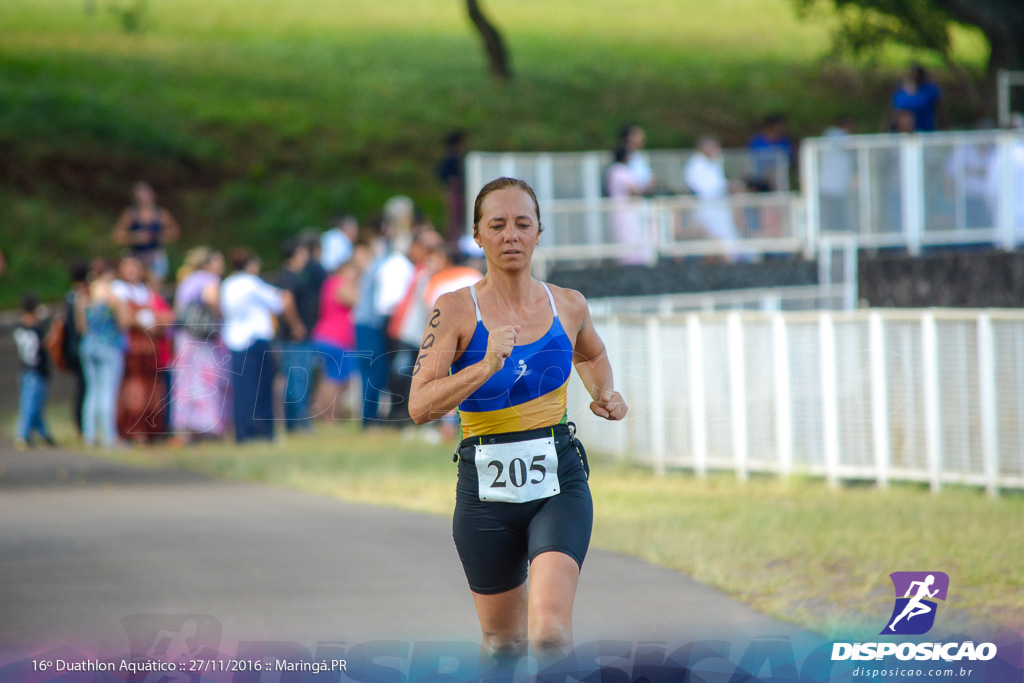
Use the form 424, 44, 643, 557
14, 293, 56, 449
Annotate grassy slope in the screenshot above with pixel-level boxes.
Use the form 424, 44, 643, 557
0, 0, 986, 305
85, 421, 1022, 640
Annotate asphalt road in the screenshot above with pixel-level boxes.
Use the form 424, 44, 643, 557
0, 443, 808, 660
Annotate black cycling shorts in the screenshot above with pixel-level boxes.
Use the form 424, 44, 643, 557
452, 423, 593, 595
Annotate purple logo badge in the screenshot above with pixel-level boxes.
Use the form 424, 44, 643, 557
881, 572, 949, 635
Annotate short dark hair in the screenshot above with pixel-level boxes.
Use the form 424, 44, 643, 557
445, 129, 466, 147
230, 247, 257, 272
69, 260, 90, 284
472, 177, 542, 234
21, 292, 39, 314
280, 238, 302, 261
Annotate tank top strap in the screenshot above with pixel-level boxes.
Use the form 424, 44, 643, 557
540, 282, 558, 318
468, 284, 483, 322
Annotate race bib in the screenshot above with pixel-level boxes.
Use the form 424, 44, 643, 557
475, 436, 560, 503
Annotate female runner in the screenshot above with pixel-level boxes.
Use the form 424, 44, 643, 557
409, 177, 627, 672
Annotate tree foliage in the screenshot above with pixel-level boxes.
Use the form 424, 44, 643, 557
795, 0, 1024, 77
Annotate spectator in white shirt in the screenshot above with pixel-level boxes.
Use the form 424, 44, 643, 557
221, 247, 304, 443
353, 199, 416, 429
321, 214, 358, 272
684, 136, 744, 261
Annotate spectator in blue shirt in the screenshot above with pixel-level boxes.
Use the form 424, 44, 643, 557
891, 64, 943, 132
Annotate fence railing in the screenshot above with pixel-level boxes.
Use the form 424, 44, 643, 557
587, 285, 853, 315
531, 192, 806, 275
566, 308, 1024, 494
465, 147, 790, 209
468, 130, 1024, 266
801, 129, 1024, 255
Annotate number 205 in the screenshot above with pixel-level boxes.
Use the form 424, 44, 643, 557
487, 456, 546, 488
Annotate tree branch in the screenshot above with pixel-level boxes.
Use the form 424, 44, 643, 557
466, 0, 511, 81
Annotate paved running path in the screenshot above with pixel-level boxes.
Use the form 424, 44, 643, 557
0, 444, 808, 657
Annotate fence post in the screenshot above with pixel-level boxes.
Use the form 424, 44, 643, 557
801, 140, 820, 257
772, 314, 793, 477
727, 313, 749, 481
901, 136, 924, 255
687, 314, 708, 477
857, 147, 872, 240
819, 313, 840, 487
647, 316, 667, 476
995, 132, 1017, 250
869, 311, 890, 489
536, 153, 554, 204
921, 312, 942, 492
582, 153, 604, 247
498, 154, 516, 179
977, 314, 999, 497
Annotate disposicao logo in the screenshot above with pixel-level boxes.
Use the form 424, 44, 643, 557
882, 571, 948, 635
831, 572, 998, 662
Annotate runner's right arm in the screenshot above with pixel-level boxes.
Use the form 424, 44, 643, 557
409, 290, 518, 424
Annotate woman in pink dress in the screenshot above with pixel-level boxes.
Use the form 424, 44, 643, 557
311, 259, 361, 420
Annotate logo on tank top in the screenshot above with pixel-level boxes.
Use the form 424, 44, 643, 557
514, 358, 532, 383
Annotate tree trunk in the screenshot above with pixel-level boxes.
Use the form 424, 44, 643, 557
466, 0, 511, 81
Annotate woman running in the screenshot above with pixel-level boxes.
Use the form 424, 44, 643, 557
409, 177, 627, 673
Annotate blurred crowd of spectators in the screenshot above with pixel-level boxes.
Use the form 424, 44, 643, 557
12, 185, 484, 450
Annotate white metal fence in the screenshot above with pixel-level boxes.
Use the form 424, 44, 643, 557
802, 129, 1024, 254
566, 308, 1024, 494
531, 192, 806, 275
465, 148, 789, 208
466, 130, 1024, 268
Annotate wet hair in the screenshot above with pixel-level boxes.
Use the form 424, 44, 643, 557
472, 177, 542, 234
21, 292, 39, 314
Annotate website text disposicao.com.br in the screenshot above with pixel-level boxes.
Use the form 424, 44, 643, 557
851, 665, 980, 678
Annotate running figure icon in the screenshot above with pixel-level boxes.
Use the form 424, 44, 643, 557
887, 574, 938, 632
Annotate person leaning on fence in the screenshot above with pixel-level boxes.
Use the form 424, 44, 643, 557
408, 176, 627, 675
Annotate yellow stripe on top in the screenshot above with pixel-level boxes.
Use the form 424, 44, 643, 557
459, 382, 568, 439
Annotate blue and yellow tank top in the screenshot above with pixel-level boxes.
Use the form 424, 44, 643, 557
451, 282, 573, 438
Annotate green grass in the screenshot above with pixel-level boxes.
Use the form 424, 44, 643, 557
85, 422, 1022, 639
0, 0, 989, 306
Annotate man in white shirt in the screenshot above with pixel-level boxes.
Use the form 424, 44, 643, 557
221, 248, 303, 443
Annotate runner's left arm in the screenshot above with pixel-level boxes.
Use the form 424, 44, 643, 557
569, 291, 627, 421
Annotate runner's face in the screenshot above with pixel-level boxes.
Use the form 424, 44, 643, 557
475, 188, 540, 270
